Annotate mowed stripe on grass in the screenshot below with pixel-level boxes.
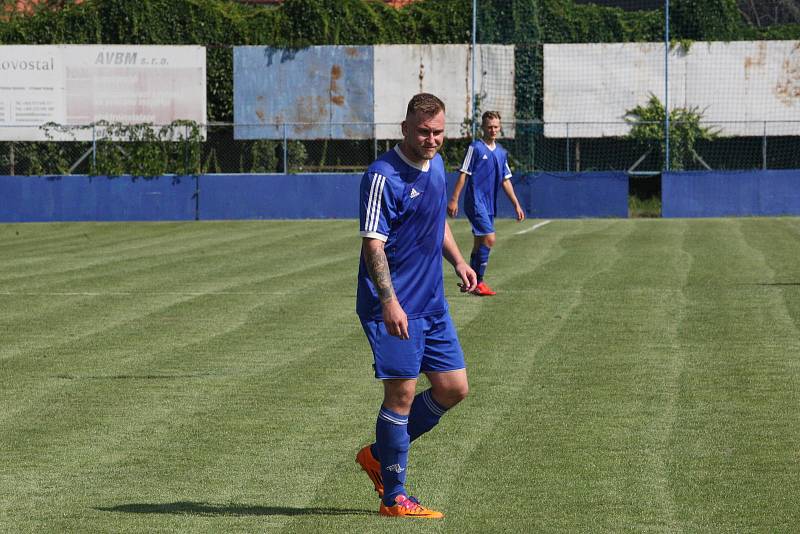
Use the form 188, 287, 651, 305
1, 218, 799, 532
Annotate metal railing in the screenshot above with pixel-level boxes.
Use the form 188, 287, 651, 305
0, 120, 798, 176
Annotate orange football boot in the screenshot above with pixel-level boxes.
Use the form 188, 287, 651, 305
356, 445, 384, 497
473, 281, 497, 296
379, 494, 444, 519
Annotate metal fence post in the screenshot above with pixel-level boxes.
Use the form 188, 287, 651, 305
283, 122, 288, 175
762, 121, 767, 170
92, 125, 96, 172
471, 0, 477, 138
566, 122, 570, 172
9, 142, 14, 176
195, 173, 200, 221
530, 121, 535, 173
184, 124, 189, 174
664, 0, 671, 172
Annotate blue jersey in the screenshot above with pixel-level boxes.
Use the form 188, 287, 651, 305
459, 140, 513, 216
357, 146, 448, 321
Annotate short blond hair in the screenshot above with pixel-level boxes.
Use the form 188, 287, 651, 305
406, 93, 446, 118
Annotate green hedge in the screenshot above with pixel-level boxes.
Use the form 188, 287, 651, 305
1, 0, 797, 122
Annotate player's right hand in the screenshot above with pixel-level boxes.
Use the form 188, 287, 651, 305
455, 262, 477, 293
381, 299, 409, 339
447, 200, 458, 218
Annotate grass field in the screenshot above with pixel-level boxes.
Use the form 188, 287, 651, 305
1, 218, 799, 533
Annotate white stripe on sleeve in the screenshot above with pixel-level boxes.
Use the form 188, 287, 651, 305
365, 173, 379, 231
369, 173, 386, 232
459, 146, 474, 174
365, 173, 386, 233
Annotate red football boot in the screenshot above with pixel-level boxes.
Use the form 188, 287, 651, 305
472, 281, 497, 296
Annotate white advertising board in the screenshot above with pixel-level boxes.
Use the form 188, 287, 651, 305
544, 41, 800, 138
0, 45, 206, 141
373, 44, 515, 139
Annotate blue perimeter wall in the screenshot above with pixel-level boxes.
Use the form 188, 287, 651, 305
6, 170, 798, 221
525, 172, 629, 218
0, 172, 630, 222
0, 175, 198, 222
663, 170, 800, 217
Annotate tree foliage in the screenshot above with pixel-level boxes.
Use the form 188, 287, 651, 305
670, 0, 744, 40
625, 94, 718, 171
0, 0, 796, 123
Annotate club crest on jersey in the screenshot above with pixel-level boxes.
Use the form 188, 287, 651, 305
409, 188, 422, 199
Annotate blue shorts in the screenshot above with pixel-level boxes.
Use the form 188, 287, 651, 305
360, 311, 466, 379
464, 202, 495, 236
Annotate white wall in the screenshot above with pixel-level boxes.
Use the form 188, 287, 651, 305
374, 44, 515, 139
544, 41, 800, 138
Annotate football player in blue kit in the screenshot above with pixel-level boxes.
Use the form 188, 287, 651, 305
355, 93, 477, 519
448, 111, 525, 296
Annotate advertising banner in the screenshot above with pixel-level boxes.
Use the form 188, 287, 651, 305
234, 44, 515, 140
0, 45, 206, 141
544, 41, 800, 138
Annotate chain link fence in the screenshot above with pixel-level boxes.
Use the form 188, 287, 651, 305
1, 120, 798, 176
2, 2, 797, 178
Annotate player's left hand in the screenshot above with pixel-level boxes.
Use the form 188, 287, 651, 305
515, 205, 525, 222
455, 262, 477, 293
447, 199, 459, 218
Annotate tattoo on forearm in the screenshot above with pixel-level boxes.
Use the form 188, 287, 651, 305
365, 247, 396, 303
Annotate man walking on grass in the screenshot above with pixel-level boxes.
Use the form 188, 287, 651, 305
448, 111, 525, 296
355, 93, 477, 519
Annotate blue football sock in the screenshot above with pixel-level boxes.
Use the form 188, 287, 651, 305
470, 250, 482, 282
369, 390, 447, 463
408, 388, 448, 442
376, 406, 409, 506
476, 244, 491, 281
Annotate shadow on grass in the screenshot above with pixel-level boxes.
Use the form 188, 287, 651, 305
96, 501, 372, 517
55, 374, 210, 380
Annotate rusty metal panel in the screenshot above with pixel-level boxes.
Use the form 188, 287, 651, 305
234, 46, 374, 140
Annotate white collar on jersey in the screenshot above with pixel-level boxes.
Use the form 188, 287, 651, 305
394, 144, 430, 172
480, 139, 497, 151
